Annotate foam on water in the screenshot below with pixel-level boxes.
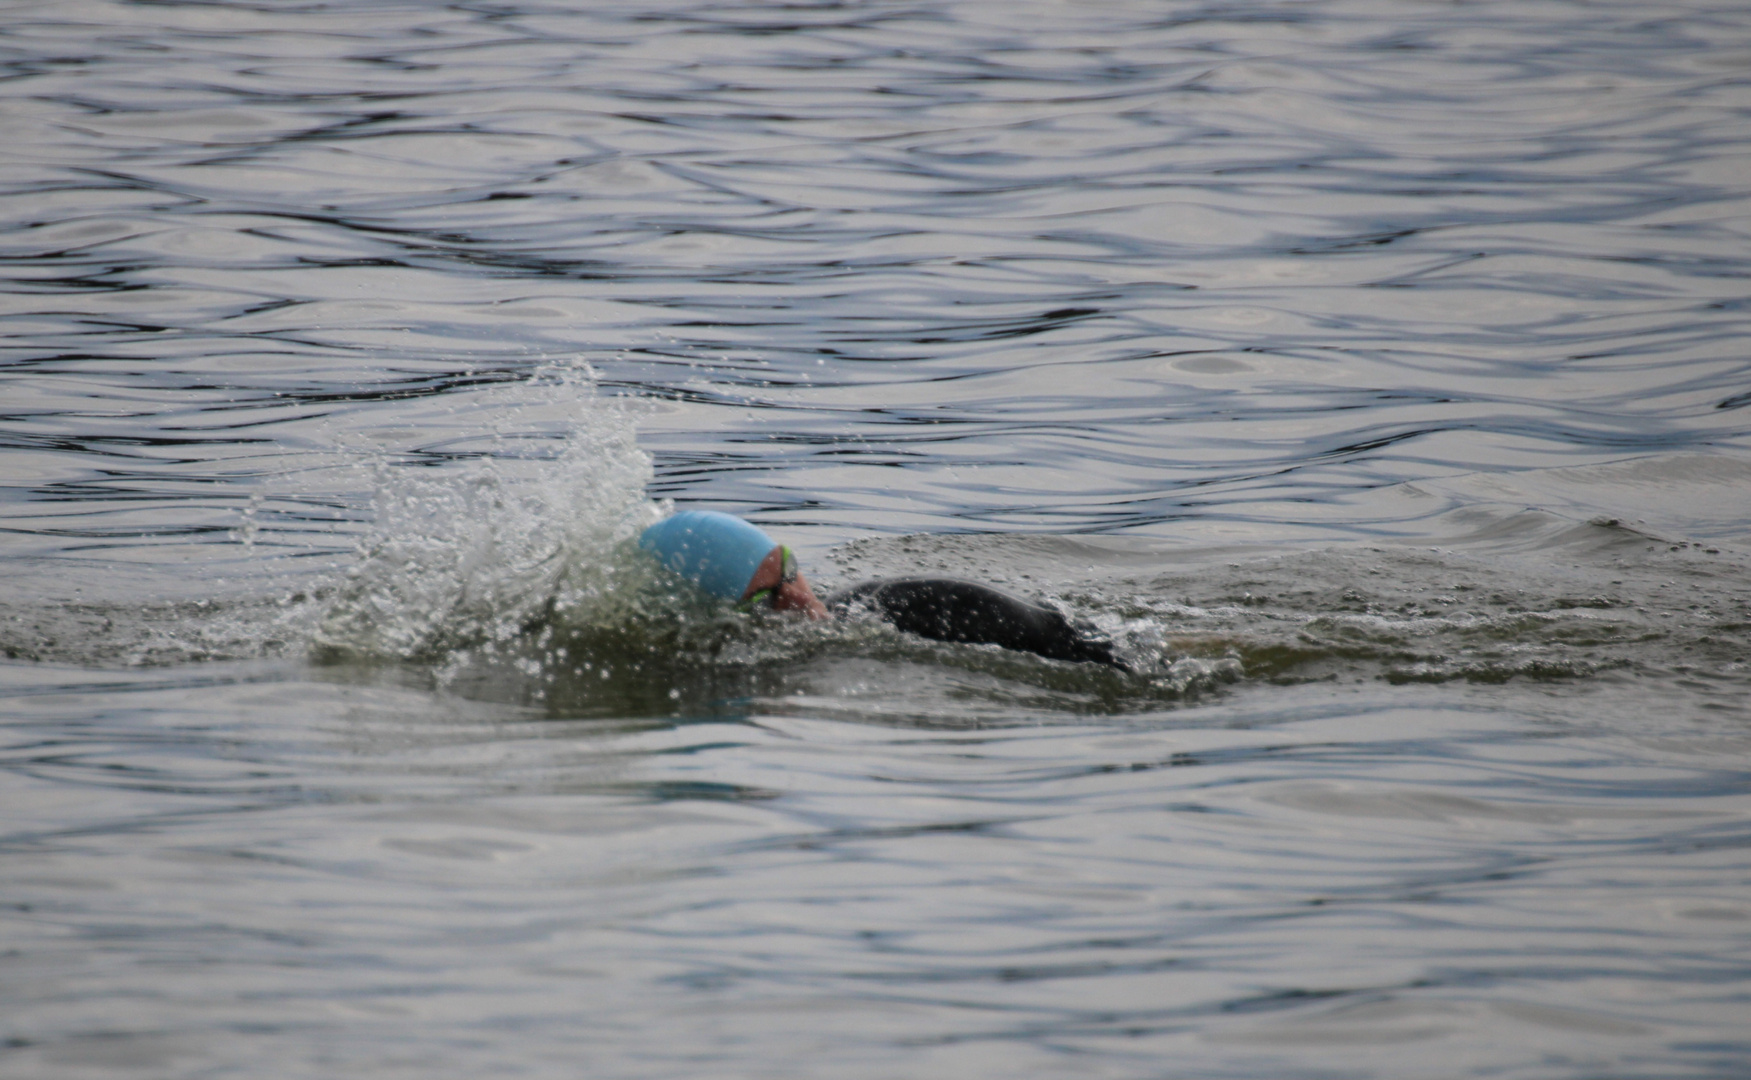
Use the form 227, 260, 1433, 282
0, 366, 669, 670
312, 367, 663, 665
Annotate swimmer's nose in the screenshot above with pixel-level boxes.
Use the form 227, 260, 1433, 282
773, 574, 828, 619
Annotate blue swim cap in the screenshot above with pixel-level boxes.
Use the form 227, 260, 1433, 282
639, 511, 779, 602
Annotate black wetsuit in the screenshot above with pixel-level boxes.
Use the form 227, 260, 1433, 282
825, 578, 1124, 670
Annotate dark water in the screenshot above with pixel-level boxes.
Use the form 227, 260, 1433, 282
4, 0, 1751, 1076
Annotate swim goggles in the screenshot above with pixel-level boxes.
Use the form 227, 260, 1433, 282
736, 546, 798, 612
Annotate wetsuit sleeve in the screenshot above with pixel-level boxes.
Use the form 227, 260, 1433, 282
824, 578, 1124, 669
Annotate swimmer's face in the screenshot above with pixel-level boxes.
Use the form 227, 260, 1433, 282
744, 545, 828, 619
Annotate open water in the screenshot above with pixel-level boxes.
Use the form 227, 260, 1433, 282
3, 0, 1751, 1077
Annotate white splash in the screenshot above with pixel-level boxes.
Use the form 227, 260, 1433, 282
314, 366, 664, 661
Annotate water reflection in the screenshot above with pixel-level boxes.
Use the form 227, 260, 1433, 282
4, 0, 1748, 547
5, 661, 1749, 1075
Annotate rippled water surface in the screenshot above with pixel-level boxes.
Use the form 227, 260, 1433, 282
4, 0, 1751, 1076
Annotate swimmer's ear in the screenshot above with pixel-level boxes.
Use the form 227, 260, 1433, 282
737, 548, 805, 612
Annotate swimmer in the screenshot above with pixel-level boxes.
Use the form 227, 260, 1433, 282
639, 510, 1125, 669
